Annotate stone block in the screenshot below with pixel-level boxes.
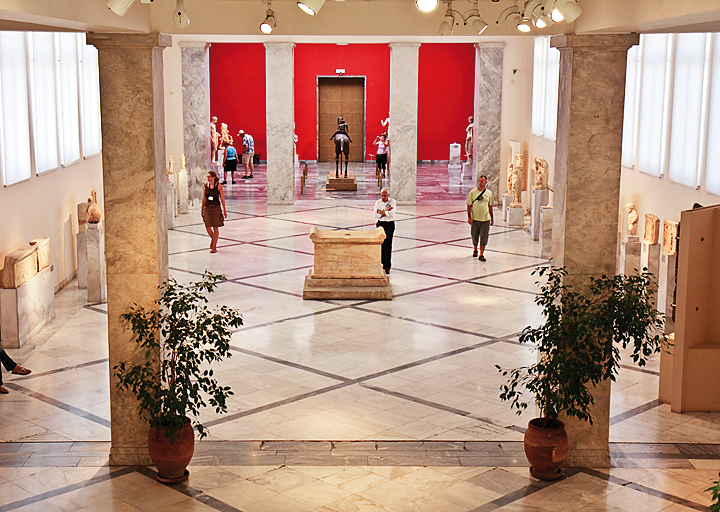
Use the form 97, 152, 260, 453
449, 143, 461, 166
326, 171, 358, 191
502, 194, 513, 221
1, 265, 55, 348
166, 181, 176, 230
77, 202, 88, 233
620, 236, 642, 275
540, 206, 553, 259
658, 252, 676, 334
640, 241, 661, 305
86, 223, 107, 304
531, 189, 549, 241
462, 162, 473, 181
178, 169, 189, 214
507, 206, 524, 227
304, 227, 392, 300
2, 246, 38, 289
29, 238, 50, 271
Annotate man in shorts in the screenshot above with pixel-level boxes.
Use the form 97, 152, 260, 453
238, 130, 255, 179
466, 174, 494, 261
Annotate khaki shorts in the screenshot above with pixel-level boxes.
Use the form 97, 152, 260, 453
242, 153, 254, 164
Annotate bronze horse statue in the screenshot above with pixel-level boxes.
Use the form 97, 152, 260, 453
330, 117, 351, 178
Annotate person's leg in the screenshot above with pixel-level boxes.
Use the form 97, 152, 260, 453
0, 347, 16, 372
230, 160, 236, 184
206, 225, 214, 248
243, 154, 249, 178
478, 220, 490, 261
249, 155, 254, 177
212, 227, 219, 252
377, 221, 389, 271
471, 221, 480, 257
383, 222, 395, 271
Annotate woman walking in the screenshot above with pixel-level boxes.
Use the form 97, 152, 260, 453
201, 170, 227, 253
374, 132, 389, 177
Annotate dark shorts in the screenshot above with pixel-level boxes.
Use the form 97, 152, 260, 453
203, 205, 224, 228
471, 220, 490, 246
224, 159, 237, 174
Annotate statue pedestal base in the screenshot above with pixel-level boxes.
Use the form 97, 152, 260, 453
86, 223, 107, 304
462, 163, 473, 181
166, 181, 176, 230
658, 252, 676, 334
177, 169, 189, 214
507, 206, 525, 227
0, 266, 55, 348
540, 206, 553, 259
619, 236, 641, 275
531, 189, 549, 241
76, 232, 87, 289
326, 171, 357, 191
448, 164, 462, 180
502, 195, 513, 221
641, 242, 661, 304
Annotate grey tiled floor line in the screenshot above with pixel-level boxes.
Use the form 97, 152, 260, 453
1, 164, 719, 511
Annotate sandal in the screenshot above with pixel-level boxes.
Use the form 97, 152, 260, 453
0, 385, 8, 394
472, 249, 478, 257
12, 365, 31, 375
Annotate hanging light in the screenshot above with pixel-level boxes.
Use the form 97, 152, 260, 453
106, 0, 136, 16
172, 0, 190, 28
298, 0, 325, 15
416, 0, 439, 13
553, 0, 581, 23
260, 3, 276, 34
468, 16, 488, 35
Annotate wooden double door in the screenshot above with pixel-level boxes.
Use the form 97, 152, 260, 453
318, 77, 365, 162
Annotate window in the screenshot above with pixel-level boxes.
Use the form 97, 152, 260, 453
621, 46, 639, 169
29, 32, 61, 174
531, 36, 560, 141
59, 33, 81, 166
705, 34, 720, 195
0, 32, 32, 186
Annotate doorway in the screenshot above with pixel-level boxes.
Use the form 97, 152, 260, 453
317, 77, 365, 162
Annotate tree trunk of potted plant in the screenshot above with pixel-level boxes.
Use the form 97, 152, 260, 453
147, 418, 195, 484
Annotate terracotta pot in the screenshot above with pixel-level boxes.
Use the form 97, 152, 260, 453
524, 418, 568, 480
147, 418, 194, 484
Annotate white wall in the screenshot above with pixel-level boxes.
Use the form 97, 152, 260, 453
0, 155, 104, 290
163, 41, 184, 169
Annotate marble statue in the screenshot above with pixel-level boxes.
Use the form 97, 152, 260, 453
87, 190, 102, 224
220, 123, 233, 147
510, 165, 522, 207
662, 220, 678, 255
181, 154, 186, 171
506, 162, 514, 196
210, 116, 219, 163
381, 117, 389, 129
465, 116, 474, 165
626, 203, 639, 236
643, 213, 660, 245
534, 157, 549, 190
166, 156, 174, 181
294, 133, 298, 155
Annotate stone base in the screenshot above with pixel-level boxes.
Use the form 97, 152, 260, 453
1, 266, 55, 348
658, 253, 676, 334
640, 242, 660, 304
531, 189, 549, 241
77, 232, 87, 289
110, 446, 152, 466
620, 236, 642, 275
507, 206, 525, 227
166, 181, 176, 230
326, 171, 357, 191
564, 448, 611, 468
462, 162, 473, 181
502, 194, 513, 221
178, 169, 189, 214
540, 206, 553, 259
303, 271, 392, 300
448, 164, 462, 180
86, 223, 107, 304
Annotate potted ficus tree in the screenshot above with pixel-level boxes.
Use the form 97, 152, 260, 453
708, 473, 720, 512
114, 272, 242, 483
497, 266, 667, 480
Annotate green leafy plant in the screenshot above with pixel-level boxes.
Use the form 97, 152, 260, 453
708, 473, 720, 512
114, 272, 243, 441
497, 266, 666, 426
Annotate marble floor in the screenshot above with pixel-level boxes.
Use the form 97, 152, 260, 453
1, 163, 718, 511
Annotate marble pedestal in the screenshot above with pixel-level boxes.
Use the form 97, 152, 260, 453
178, 169, 189, 214
540, 206, 553, 259
640, 242, 660, 304
658, 252, 677, 334
448, 164, 462, 180
531, 189, 549, 241
620, 236, 642, 275
86, 223, 107, 304
502, 194, 513, 221
303, 227, 392, 300
462, 162, 473, 181
326, 171, 357, 191
166, 181, 176, 230
507, 206, 524, 227
0, 266, 55, 348
76, 233, 87, 289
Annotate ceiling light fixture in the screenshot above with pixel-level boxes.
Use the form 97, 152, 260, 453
553, 0, 581, 23
260, 1, 276, 34
106, 0, 136, 16
498, 5, 525, 32
172, 0, 190, 27
298, 0, 324, 16
416, 0, 439, 13
524, 0, 553, 28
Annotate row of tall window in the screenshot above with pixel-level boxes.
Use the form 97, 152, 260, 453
0, 32, 101, 187
532, 33, 720, 197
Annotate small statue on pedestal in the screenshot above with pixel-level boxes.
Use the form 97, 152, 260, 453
220, 123, 233, 147
626, 203, 639, 236
87, 190, 102, 224
181, 154, 186, 171
166, 156, 174, 182
510, 166, 521, 207
533, 157, 548, 190
506, 162, 514, 196
210, 116, 219, 163
465, 116, 474, 165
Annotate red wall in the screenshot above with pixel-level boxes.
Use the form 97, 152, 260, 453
208, 43, 475, 162
418, 44, 476, 161
294, 44, 390, 161
209, 43, 267, 159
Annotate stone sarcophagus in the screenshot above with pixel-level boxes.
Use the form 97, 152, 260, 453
303, 227, 392, 300
2, 245, 38, 289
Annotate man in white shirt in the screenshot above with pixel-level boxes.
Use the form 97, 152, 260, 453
374, 187, 396, 274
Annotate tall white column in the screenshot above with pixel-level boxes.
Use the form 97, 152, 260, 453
265, 43, 295, 205
181, 42, 210, 204
473, 43, 504, 196
389, 43, 420, 205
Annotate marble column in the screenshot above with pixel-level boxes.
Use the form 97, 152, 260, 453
551, 34, 639, 467
473, 43, 504, 197
181, 42, 210, 204
87, 33, 170, 466
389, 43, 420, 205
265, 43, 295, 205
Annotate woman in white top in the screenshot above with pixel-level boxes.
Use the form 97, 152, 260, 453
373, 132, 389, 177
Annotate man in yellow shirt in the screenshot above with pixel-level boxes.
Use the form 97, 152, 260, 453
466, 175, 494, 261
